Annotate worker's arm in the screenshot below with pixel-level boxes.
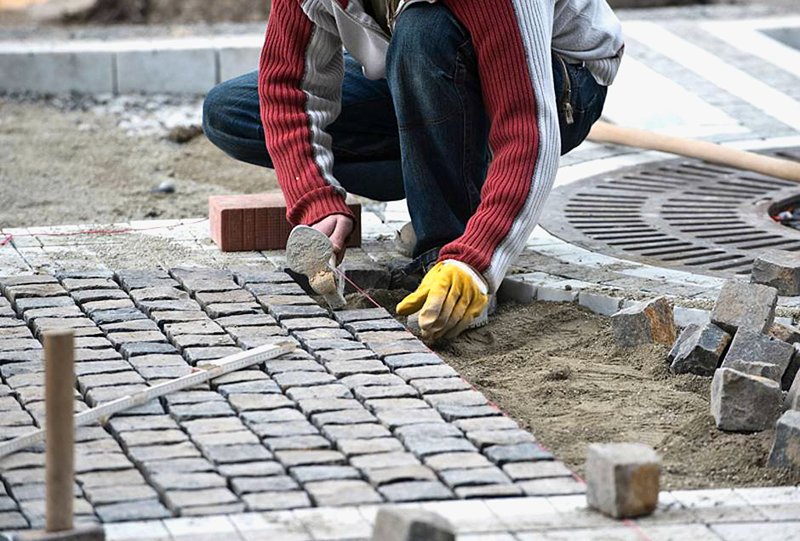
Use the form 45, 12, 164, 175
398, 0, 561, 341
437, 0, 561, 294
258, 0, 355, 230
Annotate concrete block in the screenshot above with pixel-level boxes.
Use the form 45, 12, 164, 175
611, 296, 676, 347
585, 442, 660, 519
17, 524, 104, 541
767, 410, 800, 470
668, 323, 731, 376
768, 322, 800, 345
578, 291, 623, 316
711, 368, 782, 432
218, 46, 260, 81
752, 250, 800, 296
370, 508, 454, 541
117, 48, 217, 94
0, 50, 113, 94
721, 329, 794, 384
497, 277, 536, 305
209, 192, 361, 252
711, 280, 777, 334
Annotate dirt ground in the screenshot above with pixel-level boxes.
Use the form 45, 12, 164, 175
0, 99, 277, 228
436, 301, 800, 490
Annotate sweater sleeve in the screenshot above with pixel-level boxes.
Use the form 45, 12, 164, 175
258, 0, 354, 227
437, 0, 561, 293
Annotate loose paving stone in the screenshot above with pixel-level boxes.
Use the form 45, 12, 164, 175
611, 297, 676, 347
263, 435, 332, 451
787, 371, 800, 411
769, 322, 800, 345
379, 481, 452, 502
242, 491, 311, 511
712, 281, 778, 334
721, 329, 794, 385
163, 487, 239, 513
274, 450, 346, 467
586, 442, 661, 518
752, 250, 800, 296
93, 500, 171, 522
669, 323, 731, 376
711, 368, 783, 432
484, 443, 554, 464
768, 410, 800, 469
217, 461, 285, 478
231, 475, 299, 495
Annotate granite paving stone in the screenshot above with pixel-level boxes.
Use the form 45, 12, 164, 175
247, 282, 306, 296
202, 444, 272, 464
215, 313, 278, 327
0, 511, 27, 529
242, 408, 307, 425
287, 384, 352, 401
231, 475, 299, 495
311, 409, 378, 427
371, 340, 431, 358
73, 336, 113, 348
217, 461, 285, 478
365, 398, 429, 412
242, 491, 311, 511
289, 465, 361, 483
346, 319, 405, 333
102, 319, 159, 333
326, 359, 389, 377
263, 435, 332, 451
467, 429, 538, 449
205, 303, 260, 318
108, 415, 180, 433
142, 458, 215, 474
519, 477, 586, 496
83, 300, 137, 314
62, 278, 117, 291
316, 349, 378, 363
305, 480, 383, 506
163, 488, 239, 513
455, 484, 523, 498
274, 450, 347, 467
424, 452, 494, 471
229, 393, 294, 412
75, 360, 135, 376
395, 423, 463, 441
376, 408, 446, 428
355, 385, 419, 401
14, 296, 74, 312
195, 290, 255, 306
502, 461, 575, 481
454, 417, 520, 432
439, 467, 513, 487
178, 502, 247, 516
305, 338, 366, 351
22, 306, 85, 321
72, 289, 129, 303
437, 405, 503, 421
84, 484, 159, 506
384, 353, 443, 369
168, 401, 235, 420
485, 443, 555, 464
350, 452, 421, 470
294, 328, 354, 342
120, 342, 179, 357
334, 308, 392, 323
379, 481, 453, 502
269, 305, 329, 320
127, 442, 202, 464
249, 420, 319, 438
182, 417, 248, 435
216, 380, 281, 395
322, 423, 392, 440
192, 430, 261, 447
182, 346, 244, 364
363, 464, 438, 486
404, 438, 479, 457
150, 310, 209, 324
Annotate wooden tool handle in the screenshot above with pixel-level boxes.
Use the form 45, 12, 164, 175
588, 121, 800, 183
45, 330, 74, 533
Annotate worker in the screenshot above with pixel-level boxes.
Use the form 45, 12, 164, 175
203, 0, 624, 342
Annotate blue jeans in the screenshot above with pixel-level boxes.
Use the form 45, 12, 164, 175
203, 3, 606, 264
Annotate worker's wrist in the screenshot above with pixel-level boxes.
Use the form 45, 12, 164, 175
441, 259, 488, 295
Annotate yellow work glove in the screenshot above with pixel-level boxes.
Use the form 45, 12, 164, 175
396, 260, 489, 343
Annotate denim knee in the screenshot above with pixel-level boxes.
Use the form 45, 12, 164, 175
202, 82, 231, 149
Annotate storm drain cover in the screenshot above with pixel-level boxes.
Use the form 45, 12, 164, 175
541, 147, 800, 277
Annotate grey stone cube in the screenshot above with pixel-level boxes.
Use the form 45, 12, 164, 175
720, 329, 794, 383
371, 508, 455, 541
786, 370, 800, 411
711, 281, 777, 334
711, 368, 782, 432
611, 297, 676, 347
586, 442, 660, 519
752, 250, 800, 295
669, 323, 731, 376
768, 410, 800, 470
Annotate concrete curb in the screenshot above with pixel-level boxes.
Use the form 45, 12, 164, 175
0, 35, 262, 95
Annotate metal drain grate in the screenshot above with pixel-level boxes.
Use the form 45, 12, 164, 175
541, 147, 800, 277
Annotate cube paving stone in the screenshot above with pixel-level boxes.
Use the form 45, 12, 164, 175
379, 481, 453, 502
141, 457, 215, 474
384, 353, 443, 369
182, 346, 244, 363
502, 461, 574, 480
350, 452, 421, 470
72, 289, 129, 303
456, 484, 523, 498
195, 290, 255, 306
217, 461, 285, 478
287, 384, 352, 400
242, 409, 307, 425
127, 442, 201, 464
424, 452, 493, 471
274, 450, 346, 467
182, 417, 249, 435
217, 380, 281, 395
102, 319, 159, 333
311, 409, 377, 427
437, 405, 503, 421
84, 484, 159, 506
215, 313, 278, 327
14, 296, 74, 312
337, 437, 405, 456
168, 401, 235, 420
242, 491, 311, 511
712, 281, 778, 334
322, 423, 392, 440
355, 385, 419, 401
484, 443, 554, 464
263, 435, 332, 451
326, 359, 389, 377
412, 378, 473, 395
163, 488, 239, 513
83, 300, 137, 314
364, 465, 438, 486
249, 420, 319, 438
92, 500, 172, 522
79, 470, 148, 489
454, 417, 520, 432
202, 444, 272, 464
467, 429, 537, 449
273, 371, 337, 389
399, 367, 462, 386
107, 415, 179, 433
305, 480, 383, 506
205, 303, 260, 318
439, 467, 512, 487
396, 423, 463, 441
231, 475, 299, 495
193, 430, 260, 447
721, 329, 794, 385
289, 465, 361, 483
120, 342, 179, 357
119, 429, 189, 448
229, 393, 294, 412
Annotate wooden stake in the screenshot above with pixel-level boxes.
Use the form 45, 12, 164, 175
44, 330, 74, 533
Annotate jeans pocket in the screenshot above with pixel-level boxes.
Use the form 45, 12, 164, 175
560, 64, 607, 154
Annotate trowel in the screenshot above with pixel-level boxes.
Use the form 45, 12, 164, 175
286, 225, 346, 310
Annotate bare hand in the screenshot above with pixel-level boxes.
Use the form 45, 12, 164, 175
311, 215, 354, 264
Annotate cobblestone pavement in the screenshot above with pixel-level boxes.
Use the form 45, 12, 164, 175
3, 4, 800, 540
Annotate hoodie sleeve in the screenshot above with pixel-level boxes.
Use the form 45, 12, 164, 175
258, 0, 354, 227
437, 0, 561, 294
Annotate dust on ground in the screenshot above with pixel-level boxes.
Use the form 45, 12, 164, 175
0, 98, 276, 228
434, 300, 800, 490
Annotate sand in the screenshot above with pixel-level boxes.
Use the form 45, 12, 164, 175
437, 301, 800, 490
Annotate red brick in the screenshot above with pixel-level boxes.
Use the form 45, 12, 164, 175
209, 192, 362, 252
